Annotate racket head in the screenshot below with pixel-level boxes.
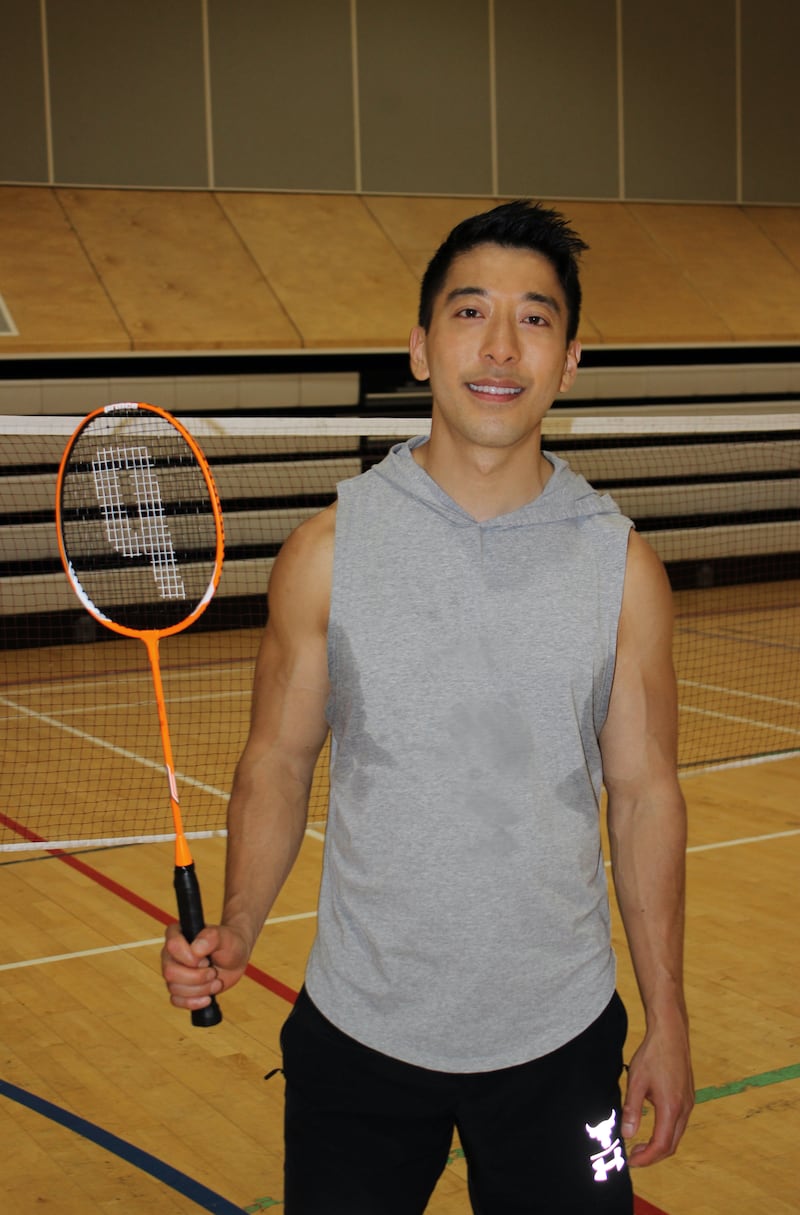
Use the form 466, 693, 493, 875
56, 402, 224, 639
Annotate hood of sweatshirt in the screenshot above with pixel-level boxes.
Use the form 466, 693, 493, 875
370, 436, 621, 529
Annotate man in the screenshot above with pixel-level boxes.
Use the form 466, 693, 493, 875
162, 200, 694, 1213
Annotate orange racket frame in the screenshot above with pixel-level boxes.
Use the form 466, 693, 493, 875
55, 402, 225, 1026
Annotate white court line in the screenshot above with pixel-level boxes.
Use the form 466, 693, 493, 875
0, 822, 325, 854
686, 829, 800, 854
1, 661, 255, 702
0, 694, 230, 800
0, 675, 249, 719
2, 690, 322, 851
2, 694, 794, 858
600, 827, 800, 870
0, 688, 327, 850
679, 703, 800, 738
4, 821, 799, 975
0, 665, 252, 719
679, 678, 800, 710
0, 911, 319, 972
679, 748, 800, 776
26, 688, 250, 723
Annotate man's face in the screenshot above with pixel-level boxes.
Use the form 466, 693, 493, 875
409, 242, 580, 453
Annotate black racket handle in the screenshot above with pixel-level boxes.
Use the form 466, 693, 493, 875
174, 863, 223, 1028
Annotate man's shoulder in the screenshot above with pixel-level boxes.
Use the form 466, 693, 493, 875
269, 502, 336, 614
300, 498, 337, 537
283, 500, 337, 559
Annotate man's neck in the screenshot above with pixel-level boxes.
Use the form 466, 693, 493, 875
412, 432, 553, 522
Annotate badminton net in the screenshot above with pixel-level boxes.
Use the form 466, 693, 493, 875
1, 412, 798, 852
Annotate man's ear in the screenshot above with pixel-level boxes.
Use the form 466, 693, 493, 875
559, 340, 581, 393
409, 326, 430, 382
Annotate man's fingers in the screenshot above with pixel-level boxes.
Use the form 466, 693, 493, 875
627, 1097, 692, 1168
163, 923, 220, 965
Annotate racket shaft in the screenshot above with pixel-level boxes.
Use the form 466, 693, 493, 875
174, 863, 223, 1027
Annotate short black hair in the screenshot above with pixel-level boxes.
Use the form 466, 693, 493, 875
418, 200, 588, 343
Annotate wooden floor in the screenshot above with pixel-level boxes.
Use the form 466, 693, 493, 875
1, 187, 799, 1211
2, 603, 799, 1214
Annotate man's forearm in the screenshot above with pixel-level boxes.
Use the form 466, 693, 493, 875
608, 785, 689, 1022
609, 785, 694, 1162
221, 757, 312, 956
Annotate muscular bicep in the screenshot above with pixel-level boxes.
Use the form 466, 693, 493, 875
238, 507, 334, 790
600, 530, 679, 795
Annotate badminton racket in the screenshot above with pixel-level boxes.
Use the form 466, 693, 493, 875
56, 402, 225, 1027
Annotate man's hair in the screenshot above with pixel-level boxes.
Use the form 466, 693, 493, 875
417, 199, 588, 343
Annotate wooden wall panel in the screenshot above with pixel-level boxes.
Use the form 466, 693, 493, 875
2, 1, 799, 203
56, 188, 301, 350
495, 0, 619, 200
208, 0, 356, 192
218, 193, 419, 348
622, 0, 737, 202
0, 0, 48, 182
741, 0, 800, 204
357, 0, 493, 195
46, 0, 207, 187
1, 188, 798, 353
0, 187, 130, 352
629, 204, 800, 342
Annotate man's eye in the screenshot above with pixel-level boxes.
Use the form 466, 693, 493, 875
457, 307, 482, 318
523, 314, 548, 326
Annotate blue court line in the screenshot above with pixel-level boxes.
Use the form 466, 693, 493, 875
0, 1077, 246, 1213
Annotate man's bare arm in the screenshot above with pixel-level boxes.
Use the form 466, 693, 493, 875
600, 529, 694, 1167
161, 506, 334, 1012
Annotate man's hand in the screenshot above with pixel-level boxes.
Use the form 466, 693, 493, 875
622, 1016, 694, 1167
161, 923, 250, 1013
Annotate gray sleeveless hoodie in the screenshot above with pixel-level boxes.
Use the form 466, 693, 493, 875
305, 437, 633, 1071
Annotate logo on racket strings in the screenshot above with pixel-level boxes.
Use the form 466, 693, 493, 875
92, 445, 187, 600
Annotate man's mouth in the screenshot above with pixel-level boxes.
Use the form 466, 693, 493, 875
466, 382, 523, 397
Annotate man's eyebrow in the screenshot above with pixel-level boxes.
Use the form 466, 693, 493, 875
444, 286, 562, 313
523, 291, 562, 314
444, 286, 488, 306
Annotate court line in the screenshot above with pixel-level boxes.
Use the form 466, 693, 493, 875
3, 816, 792, 976
686, 828, 800, 853
6, 675, 795, 1215
0, 908, 318, 972
0, 692, 327, 852
1, 830, 794, 1215
7, 1049, 797, 1208
2, 659, 255, 698
6, 683, 797, 804
0, 1078, 247, 1214
0, 693, 231, 799
675, 622, 800, 654
48, 689, 249, 720
678, 678, 800, 710
679, 748, 800, 775
0, 816, 298, 1004
0, 1074, 669, 1215
679, 703, 800, 739
695, 1062, 800, 1104
0, 912, 319, 973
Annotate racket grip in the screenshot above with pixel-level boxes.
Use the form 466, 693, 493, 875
174, 863, 223, 1028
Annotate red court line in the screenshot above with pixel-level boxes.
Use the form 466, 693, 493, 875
3, 812, 671, 1214
0, 812, 298, 1005
635, 1197, 670, 1215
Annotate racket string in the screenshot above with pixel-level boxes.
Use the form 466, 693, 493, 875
92, 444, 188, 600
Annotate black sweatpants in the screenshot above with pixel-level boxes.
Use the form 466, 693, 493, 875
279, 987, 634, 1214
